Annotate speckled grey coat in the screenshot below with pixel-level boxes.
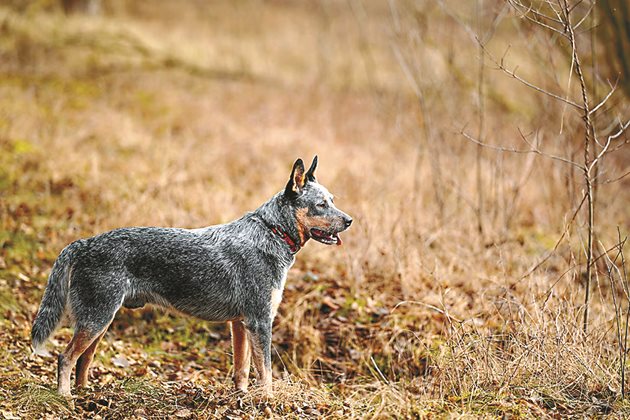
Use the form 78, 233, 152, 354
31, 156, 352, 395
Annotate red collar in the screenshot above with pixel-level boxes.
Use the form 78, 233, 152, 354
270, 226, 301, 254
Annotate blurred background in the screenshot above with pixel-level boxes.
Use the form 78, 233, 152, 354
0, 0, 629, 417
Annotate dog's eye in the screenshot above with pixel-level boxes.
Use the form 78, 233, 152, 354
316, 202, 327, 209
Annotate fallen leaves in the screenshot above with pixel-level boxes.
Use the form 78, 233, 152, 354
1, 410, 21, 420
111, 355, 130, 368
174, 408, 192, 418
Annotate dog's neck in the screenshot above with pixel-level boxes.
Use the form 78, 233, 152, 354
253, 192, 305, 254
268, 225, 300, 254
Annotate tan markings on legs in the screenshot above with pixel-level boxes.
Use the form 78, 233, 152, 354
270, 289, 283, 319
75, 325, 109, 388
58, 329, 101, 396
231, 320, 251, 392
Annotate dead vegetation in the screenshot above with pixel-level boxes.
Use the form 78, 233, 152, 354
0, 0, 629, 418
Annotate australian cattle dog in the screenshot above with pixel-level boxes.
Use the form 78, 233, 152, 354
31, 156, 352, 397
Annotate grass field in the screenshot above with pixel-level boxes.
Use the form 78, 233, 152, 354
0, 0, 629, 418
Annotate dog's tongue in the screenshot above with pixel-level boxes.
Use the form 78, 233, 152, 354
335, 233, 343, 246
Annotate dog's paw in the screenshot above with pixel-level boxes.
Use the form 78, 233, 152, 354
58, 389, 72, 398
58, 391, 75, 409
234, 379, 249, 394
262, 384, 273, 399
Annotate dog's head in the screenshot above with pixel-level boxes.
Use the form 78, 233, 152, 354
284, 156, 352, 246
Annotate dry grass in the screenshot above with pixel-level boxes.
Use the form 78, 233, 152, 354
0, 0, 629, 418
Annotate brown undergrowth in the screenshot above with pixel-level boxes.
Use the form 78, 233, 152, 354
0, 1, 629, 418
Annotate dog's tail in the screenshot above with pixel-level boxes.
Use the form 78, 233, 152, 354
31, 241, 80, 353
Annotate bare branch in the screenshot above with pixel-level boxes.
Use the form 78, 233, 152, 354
482, 43, 583, 110
589, 79, 618, 116
459, 128, 583, 169
573, 2, 595, 30
589, 118, 630, 172
508, 0, 565, 26
509, 0, 567, 37
600, 169, 630, 185
442, 0, 580, 112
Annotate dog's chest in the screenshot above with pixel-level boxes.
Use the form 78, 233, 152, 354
270, 267, 289, 318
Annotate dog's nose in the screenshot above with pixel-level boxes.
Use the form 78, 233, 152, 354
344, 217, 353, 228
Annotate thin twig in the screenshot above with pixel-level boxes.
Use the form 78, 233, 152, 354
481, 42, 583, 110
589, 79, 618, 116
459, 128, 583, 169
588, 119, 630, 172
370, 356, 390, 385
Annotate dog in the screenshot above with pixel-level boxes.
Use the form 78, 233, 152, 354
31, 156, 352, 397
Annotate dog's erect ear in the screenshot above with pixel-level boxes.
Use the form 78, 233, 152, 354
305, 155, 318, 182
284, 158, 306, 198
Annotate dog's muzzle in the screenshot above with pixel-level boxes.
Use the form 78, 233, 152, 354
310, 216, 352, 246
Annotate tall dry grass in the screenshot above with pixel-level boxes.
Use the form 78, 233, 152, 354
0, 0, 629, 417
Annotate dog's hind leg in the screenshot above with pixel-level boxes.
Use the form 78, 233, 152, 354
57, 328, 105, 396
75, 321, 111, 388
57, 267, 126, 396
230, 320, 251, 392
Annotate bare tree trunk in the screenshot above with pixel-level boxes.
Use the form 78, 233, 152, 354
561, 0, 595, 334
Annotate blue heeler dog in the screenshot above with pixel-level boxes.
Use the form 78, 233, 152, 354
31, 156, 352, 397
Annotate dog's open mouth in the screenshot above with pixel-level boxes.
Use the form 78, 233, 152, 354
310, 228, 342, 246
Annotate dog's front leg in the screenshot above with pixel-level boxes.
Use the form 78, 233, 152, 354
230, 320, 251, 392
246, 318, 273, 397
